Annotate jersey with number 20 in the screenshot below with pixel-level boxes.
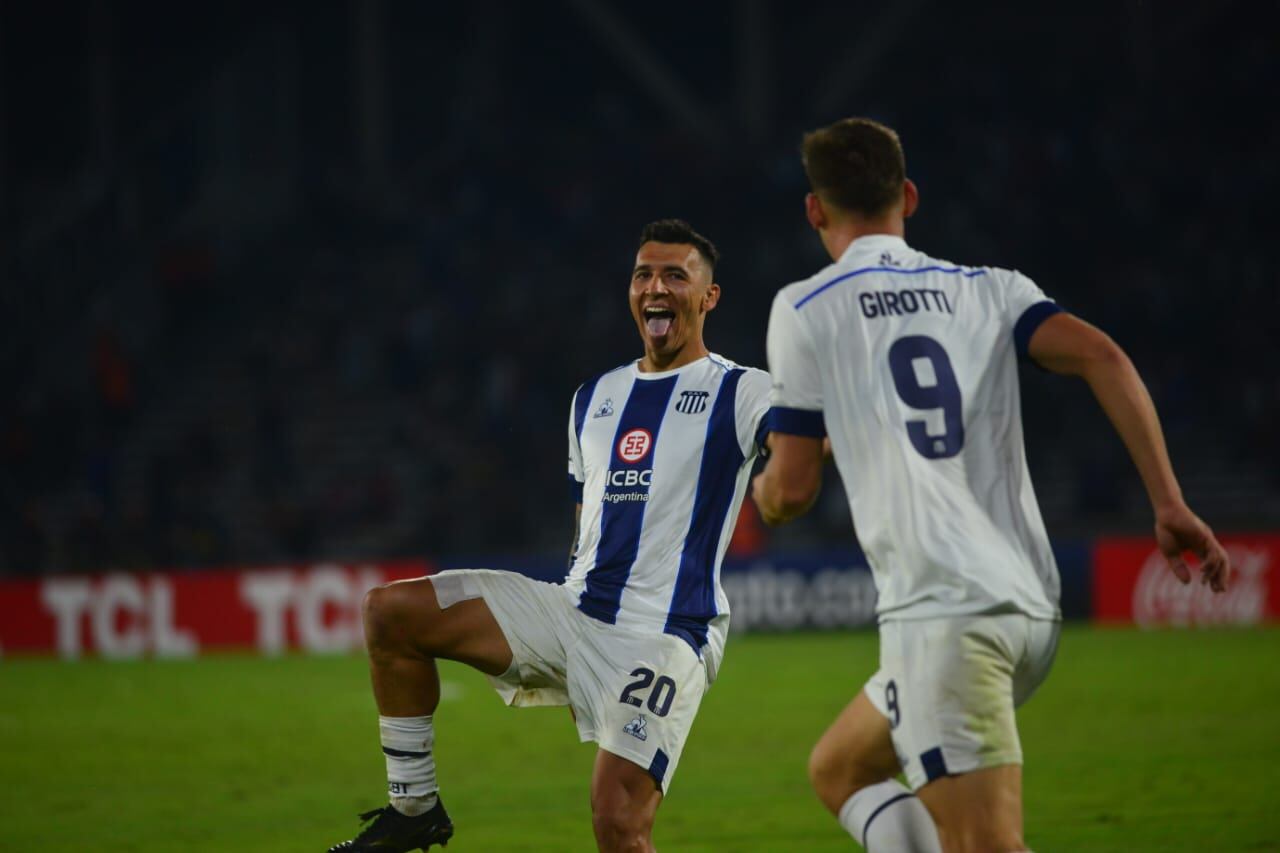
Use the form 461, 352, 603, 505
767, 234, 1062, 623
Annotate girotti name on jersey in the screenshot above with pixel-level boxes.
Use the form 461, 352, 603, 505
859, 288, 954, 319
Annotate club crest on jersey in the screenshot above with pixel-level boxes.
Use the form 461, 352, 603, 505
593, 398, 615, 419
622, 714, 648, 741
674, 390, 709, 414
616, 428, 653, 463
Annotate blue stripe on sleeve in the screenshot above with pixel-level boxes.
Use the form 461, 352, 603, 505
1013, 300, 1063, 361
665, 368, 745, 652
765, 406, 826, 438
568, 475, 583, 504
578, 375, 679, 625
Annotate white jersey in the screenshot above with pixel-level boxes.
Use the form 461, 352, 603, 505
767, 234, 1061, 622
567, 354, 771, 680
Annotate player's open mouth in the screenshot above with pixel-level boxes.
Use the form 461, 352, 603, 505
644, 306, 676, 338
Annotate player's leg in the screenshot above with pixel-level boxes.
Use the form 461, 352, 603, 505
331, 570, 564, 852
810, 688, 941, 852
590, 749, 663, 853
909, 617, 1057, 853
898, 615, 1051, 853
916, 765, 1025, 853
573, 626, 706, 853
808, 689, 899, 812
363, 575, 514, 716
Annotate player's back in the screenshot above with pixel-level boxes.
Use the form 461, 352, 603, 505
770, 234, 1061, 622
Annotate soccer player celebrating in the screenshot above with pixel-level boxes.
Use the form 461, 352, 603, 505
752, 118, 1232, 852
329, 219, 771, 852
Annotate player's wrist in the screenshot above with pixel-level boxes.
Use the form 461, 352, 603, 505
1152, 498, 1192, 527
1149, 485, 1186, 517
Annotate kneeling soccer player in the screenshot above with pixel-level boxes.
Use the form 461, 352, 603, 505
328, 219, 772, 852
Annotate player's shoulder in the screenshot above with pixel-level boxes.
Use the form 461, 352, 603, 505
914, 248, 1028, 288
573, 362, 631, 397
893, 246, 1004, 281
899, 248, 1049, 308
775, 260, 843, 310
706, 354, 770, 400
706, 353, 767, 379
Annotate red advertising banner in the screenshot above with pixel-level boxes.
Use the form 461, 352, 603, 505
0, 561, 431, 659
1093, 535, 1280, 626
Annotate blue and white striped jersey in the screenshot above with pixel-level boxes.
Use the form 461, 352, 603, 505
566, 354, 771, 681
767, 234, 1062, 623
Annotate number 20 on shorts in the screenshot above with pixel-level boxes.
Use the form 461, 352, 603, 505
619, 667, 677, 717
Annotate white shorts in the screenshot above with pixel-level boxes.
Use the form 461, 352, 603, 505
430, 569, 708, 793
865, 614, 1060, 790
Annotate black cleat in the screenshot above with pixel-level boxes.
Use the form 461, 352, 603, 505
327, 799, 454, 852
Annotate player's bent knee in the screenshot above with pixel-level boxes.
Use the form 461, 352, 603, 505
807, 739, 869, 813
362, 582, 436, 651
806, 741, 839, 801
361, 585, 391, 639
808, 732, 849, 809
363, 583, 405, 630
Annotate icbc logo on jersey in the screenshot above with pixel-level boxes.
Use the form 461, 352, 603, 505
616, 428, 653, 463
606, 429, 655, 501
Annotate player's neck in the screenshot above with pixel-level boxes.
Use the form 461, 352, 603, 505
822, 218, 904, 262
639, 340, 709, 373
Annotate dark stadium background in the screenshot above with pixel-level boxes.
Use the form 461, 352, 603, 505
2, 0, 1277, 576
4, 5, 1279, 850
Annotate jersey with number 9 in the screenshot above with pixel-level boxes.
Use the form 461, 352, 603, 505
766, 235, 1061, 623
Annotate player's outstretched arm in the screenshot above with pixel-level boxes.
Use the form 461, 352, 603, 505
1027, 312, 1231, 591
752, 433, 825, 526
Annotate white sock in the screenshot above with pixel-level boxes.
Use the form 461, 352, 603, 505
379, 715, 439, 815
839, 779, 941, 852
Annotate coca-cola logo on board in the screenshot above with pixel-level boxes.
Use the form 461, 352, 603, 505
1133, 545, 1269, 627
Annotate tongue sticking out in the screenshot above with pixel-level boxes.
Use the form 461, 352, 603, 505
646, 316, 673, 337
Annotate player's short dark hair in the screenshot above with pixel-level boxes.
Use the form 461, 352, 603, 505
801, 118, 906, 217
638, 219, 720, 275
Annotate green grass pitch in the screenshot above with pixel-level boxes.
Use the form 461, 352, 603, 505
1, 626, 1277, 851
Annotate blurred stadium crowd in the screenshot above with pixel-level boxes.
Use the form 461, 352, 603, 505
2, 2, 1276, 574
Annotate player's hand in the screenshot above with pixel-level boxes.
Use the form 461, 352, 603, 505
1154, 503, 1231, 592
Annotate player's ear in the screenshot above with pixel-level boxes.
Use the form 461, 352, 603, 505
702, 282, 721, 312
902, 179, 920, 219
805, 192, 828, 232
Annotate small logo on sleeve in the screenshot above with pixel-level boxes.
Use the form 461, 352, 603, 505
593, 398, 615, 419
